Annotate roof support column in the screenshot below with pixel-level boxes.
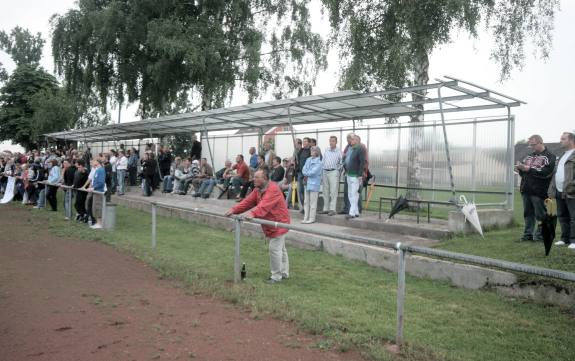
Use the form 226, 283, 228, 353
202, 117, 215, 170
437, 86, 456, 202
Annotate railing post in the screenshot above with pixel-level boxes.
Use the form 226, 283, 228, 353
65, 188, 72, 220
151, 202, 157, 249
234, 217, 241, 283
101, 193, 107, 228
396, 243, 406, 348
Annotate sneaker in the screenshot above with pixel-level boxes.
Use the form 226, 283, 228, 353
568, 244, 575, 250
301, 220, 312, 224
555, 240, 566, 246
328, 211, 336, 216
265, 277, 281, 284
281, 274, 289, 280
64, 217, 70, 220
520, 235, 534, 242
201, 194, 210, 199
90, 224, 103, 229
318, 210, 329, 214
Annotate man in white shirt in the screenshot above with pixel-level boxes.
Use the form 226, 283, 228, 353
550, 132, 575, 249
320, 136, 342, 216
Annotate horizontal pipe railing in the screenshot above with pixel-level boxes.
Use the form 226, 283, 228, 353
146, 200, 575, 283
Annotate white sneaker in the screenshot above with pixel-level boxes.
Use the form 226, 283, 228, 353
90, 224, 103, 229
568, 244, 575, 250
555, 241, 566, 246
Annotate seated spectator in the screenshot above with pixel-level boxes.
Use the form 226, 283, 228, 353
270, 156, 285, 183
192, 158, 213, 191
231, 154, 250, 196
181, 159, 200, 195
195, 160, 232, 199
173, 158, 192, 194
162, 157, 182, 193
237, 155, 270, 201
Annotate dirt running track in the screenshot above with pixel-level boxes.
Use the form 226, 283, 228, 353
0, 205, 362, 361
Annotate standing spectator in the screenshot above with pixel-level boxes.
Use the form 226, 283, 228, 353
103, 154, 113, 201
46, 159, 61, 212
270, 156, 285, 183
62, 159, 77, 218
550, 132, 575, 249
320, 136, 342, 216
302, 146, 322, 224
88, 159, 106, 229
296, 137, 311, 212
73, 160, 89, 222
128, 148, 139, 186
339, 133, 354, 214
356, 135, 369, 213
263, 141, 276, 168
191, 134, 202, 161
83, 147, 92, 172
225, 170, 290, 284
231, 154, 250, 196
109, 150, 118, 194
515, 134, 556, 241
116, 150, 128, 195
344, 135, 365, 220
142, 153, 158, 197
158, 146, 173, 179
249, 147, 258, 170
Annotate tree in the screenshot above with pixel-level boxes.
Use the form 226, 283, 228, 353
0, 26, 44, 66
0, 62, 7, 83
0, 65, 59, 149
50, 0, 327, 118
322, 0, 559, 199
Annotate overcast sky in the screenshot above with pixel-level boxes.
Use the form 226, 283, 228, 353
1, 0, 573, 146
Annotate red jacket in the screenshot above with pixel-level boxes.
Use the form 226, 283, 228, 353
233, 160, 250, 182
230, 181, 290, 238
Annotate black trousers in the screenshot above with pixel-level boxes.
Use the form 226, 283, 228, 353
556, 192, 575, 244
75, 190, 87, 217
46, 185, 58, 211
128, 166, 138, 186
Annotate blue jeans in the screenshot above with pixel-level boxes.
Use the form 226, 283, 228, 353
64, 189, 73, 217
197, 179, 217, 196
521, 193, 546, 240
37, 188, 46, 208
163, 175, 174, 193
117, 169, 127, 194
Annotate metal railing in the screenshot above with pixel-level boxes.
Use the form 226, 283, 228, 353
0, 174, 107, 225
144, 199, 575, 348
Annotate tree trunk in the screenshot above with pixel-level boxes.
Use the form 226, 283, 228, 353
405, 50, 429, 202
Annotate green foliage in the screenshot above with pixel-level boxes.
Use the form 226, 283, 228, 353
50, 0, 328, 116
322, 0, 560, 91
0, 64, 59, 149
0, 26, 45, 66
0, 62, 7, 83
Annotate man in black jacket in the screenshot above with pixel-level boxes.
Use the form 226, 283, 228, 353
515, 134, 556, 241
158, 146, 173, 178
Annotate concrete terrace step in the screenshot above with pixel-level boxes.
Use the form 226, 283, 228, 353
119, 189, 448, 244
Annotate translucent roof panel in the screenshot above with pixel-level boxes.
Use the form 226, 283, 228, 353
46, 78, 524, 142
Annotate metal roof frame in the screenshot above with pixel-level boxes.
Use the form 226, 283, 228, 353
45, 76, 526, 142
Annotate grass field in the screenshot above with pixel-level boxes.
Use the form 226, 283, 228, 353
26, 199, 575, 361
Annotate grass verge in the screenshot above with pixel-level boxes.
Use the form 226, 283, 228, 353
20, 202, 575, 361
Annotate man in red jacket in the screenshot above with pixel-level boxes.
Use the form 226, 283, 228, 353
225, 169, 290, 284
